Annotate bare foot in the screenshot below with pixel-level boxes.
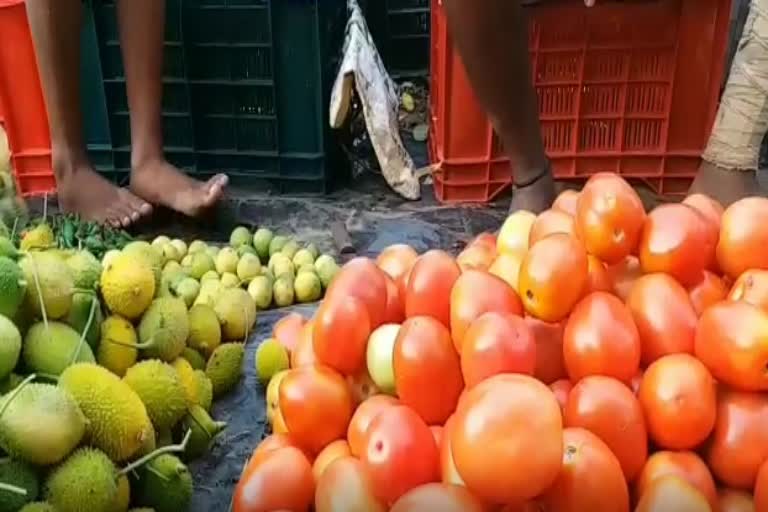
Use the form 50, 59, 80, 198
688, 161, 764, 206
509, 171, 556, 214
56, 163, 152, 228
130, 158, 228, 217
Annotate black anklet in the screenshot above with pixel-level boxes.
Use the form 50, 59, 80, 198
513, 164, 551, 189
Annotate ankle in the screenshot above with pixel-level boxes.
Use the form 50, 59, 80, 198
51, 146, 91, 181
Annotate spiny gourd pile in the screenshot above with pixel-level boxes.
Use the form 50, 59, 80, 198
0, 232, 255, 512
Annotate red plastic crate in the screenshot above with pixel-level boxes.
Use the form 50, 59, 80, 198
0, 0, 56, 197
429, 0, 732, 203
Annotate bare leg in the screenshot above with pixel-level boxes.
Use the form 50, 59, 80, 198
117, 0, 228, 216
443, 0, 554, 213
25, 0, 151, 227
688, 162, 761, 206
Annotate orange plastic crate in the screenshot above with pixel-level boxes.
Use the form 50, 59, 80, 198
429, 0, 732, 203
0, 0, 56, 197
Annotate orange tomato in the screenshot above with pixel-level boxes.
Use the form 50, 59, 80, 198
518, 233, 589, 322
729, 269, 768, 313
449, 269, 524, 353
439, 415, 464, 486
564, 375, 648, 481
552, 189, 580, 216
430, 426, 443, 448
707, 390, 768, 490
456, 244, 496, 272
488, 252, 524, 291
312, 440, 352, 482
361, 405, 440, 504
327, 257, 388, 329
717, 197, 768, 279
273, 312, 306, 354
549, 379, 572, 415
719, 489, 756, 512
563, 292, 641, 383
607, 255, 643, 301
383, 274, 405, 324
345, 368, 380, 406
233, 446, 314, 512
575, 175, 646, 265
689, 270, 728, 316
291, 321, 317, 368
405, 250, 462, 327
635, 475, 712, 512
377, 244, 418, 284
469, 232, 497, 251
347, 395, 400, 457
249, 433, 305, 469
636, 451, 718, 512
584, 255, 613, 295
450, 374, 562, 504
390, 483, 486, 512
393, 316, 464, 425
630, 370, 643, 395
460, 312, 536, 388
626, 273, 698, 366
315, 456, 387, 512
279, 366, 354, 455
754, 460, 768, 512
539, 427, 629, 512
695, 301, 768, 391
313, 295, 371, 375
638, 354, 716, 450
528, 209, 576, 246
526, 316, 566, 384
683, 193, 724, 233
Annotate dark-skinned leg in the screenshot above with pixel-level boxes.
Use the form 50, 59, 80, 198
443, 0, 554, 213
25, 0, 151, 227
688, 162, 761, 207
116, 0, 228, 216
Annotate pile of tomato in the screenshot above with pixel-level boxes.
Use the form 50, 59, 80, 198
231, 172, 768, 512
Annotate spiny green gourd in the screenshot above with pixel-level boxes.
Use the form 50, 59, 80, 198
213, 288, 256, 341
100, 251, 155, 321
19, 224, 54, 252
121, 241, 162, 289
137, 297, 189, 362
205, 343, 245, 397
0, 315, 21, 381
0, 458, 39, 512
18, 502, 56, 512
193, 370, 213, 411
43, 448, 118, 512
0, 382, 86, 466
133, 454, 192, 512
181, 347, 206, 371
63, 291, 102, 351
187, 304, 221, 358
180, 405, 226, 460
171, 358, 197, 407
0, 257, 25, 319
0, 237, 18, 260
19, 251, 74, 320
23, 321, 95, 376
112, 474, 130, 512
96, 315, 138, 377
123, 360, 188, 432
66, 250, 102, 290
58, 363, 153, 462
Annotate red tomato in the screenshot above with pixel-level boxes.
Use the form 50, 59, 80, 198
313, 440, 351, 482
279, 366, 354, 454
636, 451, 718, 512
450, 374, 562, 504
689, 270, 728, 316
460, 312, 536, 388
406, 250, 462, 327
553, 189, 580, 216
430, 426, 443, 448
291, 321, 317, 368
539, 428, 630, 512
563, 292, 641, 383
390, 483, 486, 512
345, 368, 380, 407
695, 301, 768, 391
626, 273, 698, 366
564, 375, 648, 481
456, 244, 496, 272
638, 203, 714, 286
377, 244, 418, 283
383, 274, 405, 324
273, 312, 306, 354
630, 371, 643, 395
575, 175, 646, 265
607, 255, 643, 301
683, 193, 724, 234
707, 390, 768, 489
518, 233, 589, 322
528, 209, 576, 246
720, 489, 756, 512
754, 459, 768, 512
636, 476, 712, 512
327, 257, 388, 328
526, 316, 566, 384
729, 269, 768, 313
717, 197, 768, 279
315, 456, 387, 512
393, 317, 464, 425
488, 252, 523, 291
584, 255, 613, 295
233, 446, 314, 512
249, 433, 304, 469
638, 354, 716, 451
361, 405, 440, 504
449, 269, 524, 353
550, 379, 572, 414
469, 232, 497, 252
439, 415, 464, 487
313, 295, 371, 375
347, 395, 400, 457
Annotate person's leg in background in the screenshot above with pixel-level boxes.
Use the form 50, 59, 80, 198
116, 0, 228, 216
442, 0, 554, 213
25, 0, 152, 227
